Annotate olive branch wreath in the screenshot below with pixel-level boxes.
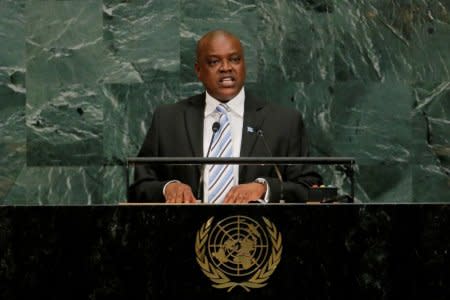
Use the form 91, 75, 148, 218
195, 217, 282, 292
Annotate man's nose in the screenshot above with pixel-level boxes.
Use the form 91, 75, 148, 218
219, 59, 232, 71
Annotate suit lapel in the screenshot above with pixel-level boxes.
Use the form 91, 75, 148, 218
184, 93, 205, 157
240, 93, 267, 158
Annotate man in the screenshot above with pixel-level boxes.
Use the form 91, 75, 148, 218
129, 30, 322, 203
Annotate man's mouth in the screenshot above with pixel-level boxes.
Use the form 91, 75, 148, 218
219, 76, 235, 87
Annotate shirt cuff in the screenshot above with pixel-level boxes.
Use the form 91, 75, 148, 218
162, 180, 180, 197
254, 178, 270, 203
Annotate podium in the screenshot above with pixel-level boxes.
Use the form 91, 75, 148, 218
1, 204, 449, 299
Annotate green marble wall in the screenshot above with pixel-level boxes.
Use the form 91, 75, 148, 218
0, 0, 448, 204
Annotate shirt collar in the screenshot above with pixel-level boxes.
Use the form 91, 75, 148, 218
204, 87, 245, 118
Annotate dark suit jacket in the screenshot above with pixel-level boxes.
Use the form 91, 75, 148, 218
128, 92, 322, 203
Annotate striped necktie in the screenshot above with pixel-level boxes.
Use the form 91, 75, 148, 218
207, 104, 234, 203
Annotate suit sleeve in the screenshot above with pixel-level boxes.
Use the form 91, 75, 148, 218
127, 106, 169, 202
264, 111, 323, 203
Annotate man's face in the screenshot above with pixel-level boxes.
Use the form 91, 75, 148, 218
195, 34, 246, 102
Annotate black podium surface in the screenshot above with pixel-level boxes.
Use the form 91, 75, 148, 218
0, 204, 449, 300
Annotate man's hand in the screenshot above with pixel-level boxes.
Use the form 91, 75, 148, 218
223, 182, 267, 204
164, 182, 197, 203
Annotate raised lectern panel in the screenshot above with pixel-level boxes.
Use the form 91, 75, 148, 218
0, 204, 449, 300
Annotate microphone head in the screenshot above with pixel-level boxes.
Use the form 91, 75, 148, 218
212, 121, 220, 133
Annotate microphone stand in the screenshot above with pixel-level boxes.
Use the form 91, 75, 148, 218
197, 121, 221, 202
256, 129, 285, 203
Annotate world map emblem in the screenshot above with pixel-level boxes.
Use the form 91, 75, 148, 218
195, 215, 282, 291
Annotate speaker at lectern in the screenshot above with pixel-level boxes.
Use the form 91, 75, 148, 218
125, 157, 355, 204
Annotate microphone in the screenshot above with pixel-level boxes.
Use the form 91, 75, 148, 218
197, 121, 221, 201
207, 121, 220, 157
253, 128, 285, 203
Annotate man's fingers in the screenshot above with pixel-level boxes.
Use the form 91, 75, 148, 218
164, 182, 197, 203
224, 188, 238, 203
224, 188, 247, 203
183, 189, 197, 203
175, 189, 183, 203
224, 184, 260, 203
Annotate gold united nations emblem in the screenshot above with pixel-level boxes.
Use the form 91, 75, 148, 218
195, 215, 282, 292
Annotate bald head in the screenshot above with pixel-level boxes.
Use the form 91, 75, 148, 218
196, 30, 244, 62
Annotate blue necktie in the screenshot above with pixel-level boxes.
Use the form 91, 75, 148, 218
207, 104, 234, 203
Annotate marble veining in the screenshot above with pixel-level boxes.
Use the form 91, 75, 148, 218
0, 0, 448, 203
